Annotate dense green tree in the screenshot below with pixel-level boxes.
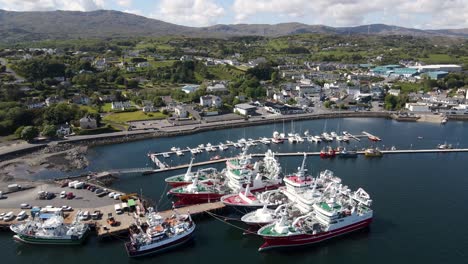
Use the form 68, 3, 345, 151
21, 126, 39, 141
42, 124, 57, 137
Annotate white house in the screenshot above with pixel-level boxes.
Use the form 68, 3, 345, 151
273, 93, 286, 103
26, 99, 45, 109
200, 95, 222, 108
111, 101, 132, 111
234, 104, 257, 116
296, 84, 321, 94
388, 89, 401, 97
346, 86, 361, 97
405, 103, 430, 112
207, 83, 228, 93
70, 94, 90, 105
175, 106, 188, 118
79, 116, 97, 129
56, 123, 71, 137
45, 96, 64, 106
181, 85, 200, 94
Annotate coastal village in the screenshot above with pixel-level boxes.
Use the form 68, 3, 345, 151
0, 29, 468, 260
1, 41, 467, 145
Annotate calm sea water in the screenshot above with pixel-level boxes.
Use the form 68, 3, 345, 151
2, 118, 468, 264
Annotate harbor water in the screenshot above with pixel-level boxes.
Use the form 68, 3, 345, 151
2, 118, 468, 264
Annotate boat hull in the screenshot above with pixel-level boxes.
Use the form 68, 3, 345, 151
125, 228, 194, 257
169, 191, 226, 206
258, 218, 372, 251
13, 233, 87, 245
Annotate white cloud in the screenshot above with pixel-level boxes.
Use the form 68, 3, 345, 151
117, 0, 132, 8
0, 0, 105, 11
150, 0, 225, 26
231, 0, 468, 28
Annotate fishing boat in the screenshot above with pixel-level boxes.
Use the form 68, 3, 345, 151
162, 153, 170, 158
320, 147, 336, 158
219, 143, 228, 151
10, 213, 89, 245
437, 142, 453, 149
272, 131, 284, 144
339, 149, 358, 158
210, 155, 222, 161
342, 135, 350, 142
364, 148, 383, 157
295, 134, 304, 143
282, 154, 314, 194
224, 149, 283, 193
165, 159, 219, 187
125, 207, 195, 257
168, 176, 230, 206
241, 203, 300, 230
220, 185, 287, 211
441, 116, 448, 125
190, 148, 199, 155
257, 187, 373, 251
321, 133, 333, 142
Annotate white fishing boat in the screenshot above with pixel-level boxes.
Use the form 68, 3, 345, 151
295, 134, 304, 143
162, 153, 170, 158
260, 137, 271, 145
219, 143, 228, 151
190, 148, 199, 154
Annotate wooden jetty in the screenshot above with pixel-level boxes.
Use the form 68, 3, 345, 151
108, 147, 468, 176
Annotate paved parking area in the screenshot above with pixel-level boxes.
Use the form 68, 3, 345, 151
0, 184, 121, 210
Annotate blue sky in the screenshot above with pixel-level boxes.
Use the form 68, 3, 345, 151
0, 0, 467, 29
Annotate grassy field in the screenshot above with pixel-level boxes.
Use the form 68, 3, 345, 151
393, 82, 423, 94
102, 103, 112, 112
103, 111, 167, 123
79, 105, 98, 114
150, 60, 178, 68
419, 54, 459, 64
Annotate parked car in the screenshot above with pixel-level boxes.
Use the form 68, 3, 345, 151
20, 203, 32, 209
17, 211, 27, 220
113, 193, 122, 200
0, 212, 5, 220
3, 211, 15, 221
108, 192, 116, 198
61, 205, 73, 212
91, 210, 102, 220
66, 192, 74, 199
78, 211, 89, 221
60, 191, 67, 198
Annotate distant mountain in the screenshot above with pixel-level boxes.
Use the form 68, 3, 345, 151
0, 9, 467, 43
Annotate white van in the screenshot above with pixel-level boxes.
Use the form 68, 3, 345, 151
68, 181, 78, 188
73, 182, 84, 189
4, 211, 14, 221
114, 204, 122, 214
17, 211, 27, 220
121, 202, 129, 212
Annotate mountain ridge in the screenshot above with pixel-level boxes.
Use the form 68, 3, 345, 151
0, 9, 467, 43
